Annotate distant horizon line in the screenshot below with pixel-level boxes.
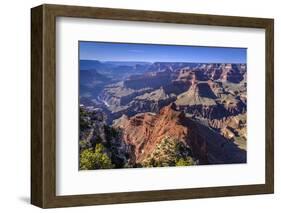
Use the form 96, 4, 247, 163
80, 59, 247, 64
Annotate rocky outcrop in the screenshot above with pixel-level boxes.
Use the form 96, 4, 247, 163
175, 77, 246, 120
113, 104, 246, 165
176, 63, 246, 83
208, 113, 247, 150
79, 106, 133, 168
220, 64, 246, 83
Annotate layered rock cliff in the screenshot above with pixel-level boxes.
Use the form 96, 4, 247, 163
113, 104, 246, 165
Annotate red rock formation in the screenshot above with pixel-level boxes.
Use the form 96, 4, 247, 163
113, 103, 209, 164
114, 103, 246, 165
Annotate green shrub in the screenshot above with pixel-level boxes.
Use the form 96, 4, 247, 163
79, 143, 114, 170
142, 137, 197, 168
175, 157, 196, 166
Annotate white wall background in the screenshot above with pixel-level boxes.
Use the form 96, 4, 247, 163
0, 0, 279, 212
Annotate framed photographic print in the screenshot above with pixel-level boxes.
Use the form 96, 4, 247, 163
31, 4, 274, 208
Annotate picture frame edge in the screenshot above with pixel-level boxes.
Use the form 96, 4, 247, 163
31, 4, 274, 208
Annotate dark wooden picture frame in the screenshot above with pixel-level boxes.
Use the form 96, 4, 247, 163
31, 4, 274, 208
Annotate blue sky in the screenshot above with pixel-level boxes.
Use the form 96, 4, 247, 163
79, 41, 247, 63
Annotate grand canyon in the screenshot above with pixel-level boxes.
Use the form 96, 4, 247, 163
79, 58, 247, 170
